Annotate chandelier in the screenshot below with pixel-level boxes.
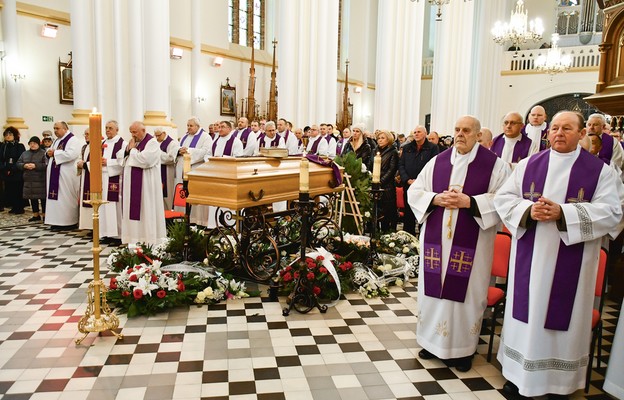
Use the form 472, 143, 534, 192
411, 0, 471, 21
491, 0, 544, 56
535, 34, 572, 78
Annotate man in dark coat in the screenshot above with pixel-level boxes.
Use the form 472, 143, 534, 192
398, 125, 439, 235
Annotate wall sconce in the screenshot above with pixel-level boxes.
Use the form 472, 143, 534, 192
41, 23, 58, 38
196, 96, 206, 103
10, 73, 25, 82
213, 56, 224, 67
170, 47, 183, 59
354, 86, 362, 93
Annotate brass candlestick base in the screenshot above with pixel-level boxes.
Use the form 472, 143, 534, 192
76, 192, 123, 345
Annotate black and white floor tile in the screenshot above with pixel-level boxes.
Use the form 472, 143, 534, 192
0, 224, 619, 400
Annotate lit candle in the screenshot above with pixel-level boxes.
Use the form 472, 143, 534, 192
372, 152, 381, 184
183, 153, 191, 181
88, 107, 103, 193
299, 157, 309, 193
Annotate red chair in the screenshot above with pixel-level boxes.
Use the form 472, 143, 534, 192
486, 231, 512, 362
585, 247, 608, 392
396, 187, 405, 219
164, 183, 186, 222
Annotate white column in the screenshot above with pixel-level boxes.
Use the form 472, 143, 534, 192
113, 0, 126, 128
94, 0, 106, 114
69, 0, 96, 127
127, 0, 143, 123
374, 0, 425, 133
340, 0, 350, 69
1, 0, 27, 129
276, 0, 297, 122
191, 0, 201, 118
319, 0, 339, 122
142, 0, 170, 128
430, 1, 476, 135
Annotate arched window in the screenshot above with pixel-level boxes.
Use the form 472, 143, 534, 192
228, 0, 265, 49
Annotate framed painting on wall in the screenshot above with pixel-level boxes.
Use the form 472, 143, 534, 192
220, 79, 236, 116
58, 61, 73, 105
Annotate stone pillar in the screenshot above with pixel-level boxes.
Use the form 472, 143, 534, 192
69, 0, 96, 127
191, 0, 201, 119
2, 0, 27, 130
127, 0, 144, 123
374, 0, 425, 133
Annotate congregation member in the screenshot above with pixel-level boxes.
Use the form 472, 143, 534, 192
342, 123, 372, 169
1, 127, 26, 214
277, 118, 300, 155
98, 120, 125, 245
254, 121, 285, 155
16, 136, 47, 222
119, 121, 166, 246
427, 131, 446, 153
41, 130, 53, 151
586, 113, 624, 170
493, 111, 624, 398
77, 129, 94, 233
478, 127, 494, 149
490, 112, 532, 166
232, 117, 257, 156
305, 125, 328, 156
376, 131, 399, 232
45, 121, 81, 231
398, 125, 439, 235
409, 115, 511, 372
155, 128, 179, 210
523, 105, 549, 155
336, 127, 351, 156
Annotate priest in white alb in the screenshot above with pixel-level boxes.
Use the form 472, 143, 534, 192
494, 111, 624, 398
408, 115, 511, 372
118, 122, 166, 246
155, 128, 179, 210
98, 120, 125, 245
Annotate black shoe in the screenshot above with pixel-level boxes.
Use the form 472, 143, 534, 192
50, 225, 62, 231
454, 356, 473, 372
503, 381, 520, 396
28, 216, 41, 222
9, 209, 24, 214
548, 394, 569, 400
108, 238, 122, 246
418, 348, 437, 360
99, 237, 111, 244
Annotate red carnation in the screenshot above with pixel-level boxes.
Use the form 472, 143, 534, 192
109, 277, 118, 290
294, 271, 300, 279
316, 255, 325, 261
319, 267, 328, 274
102, 143, 108, 149
283, 272, 292, 282
133, 289, 143, 299
313, 286, 321, 295
307, 272, 315, 280
122, 290, 130, 297
156, 290, 166, 299
177, 280, 185, 291
329, 277, 335, 283
129, 274, 138, 282
285, 265, 292, 272
151, 274, 158, 283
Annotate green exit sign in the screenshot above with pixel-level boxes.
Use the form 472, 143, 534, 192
42, 116, 54, 122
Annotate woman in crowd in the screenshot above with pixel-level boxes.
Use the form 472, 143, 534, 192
0, 127, 26, 214
376, 130, 399, 232
342, 123, 372, 170
17, 137, 48, 221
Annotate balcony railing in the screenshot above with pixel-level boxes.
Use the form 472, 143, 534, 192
503, 45, 600, 72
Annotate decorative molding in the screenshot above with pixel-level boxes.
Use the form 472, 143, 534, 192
3, 117, 28, 130
0, 2, 72, 26
68, 109, 90, 126
143, 111, 171, 127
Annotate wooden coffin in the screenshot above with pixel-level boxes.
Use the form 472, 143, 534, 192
186, 156, 344, 210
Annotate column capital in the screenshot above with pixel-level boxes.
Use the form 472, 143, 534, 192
3, 117, 28, 130
144, 111, 171, 127
68, 109, 91, 126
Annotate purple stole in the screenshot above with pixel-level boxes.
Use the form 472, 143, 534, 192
106, 138, 124, 202
597, 132, 614, 165
422, 146, 497, 302
180, 129, 204, 148
491, 134, 532, 163
336, 139, 346, 155
211, 134, 237, 157
309, 136, 322, 154
233, 127, 252, 149
257, 133, 280, 148
48, 133, 74, 200
159, 136, 173, 197
129, 134, 153, 221
521, 124, 549, 151
81, 145, 92, 208
514, 149, 603, 331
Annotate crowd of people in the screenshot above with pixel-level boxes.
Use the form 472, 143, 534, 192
1, 108, 623, 397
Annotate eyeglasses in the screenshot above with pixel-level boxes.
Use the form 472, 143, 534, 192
503, 121, 522, 126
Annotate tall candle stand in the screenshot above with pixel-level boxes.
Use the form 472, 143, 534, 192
367, 182, 385, 268
76, 192, 123, 344
182, 153, 192, 261
282, 191, 328, 316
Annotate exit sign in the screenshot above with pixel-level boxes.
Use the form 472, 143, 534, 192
42, 116, 54, 122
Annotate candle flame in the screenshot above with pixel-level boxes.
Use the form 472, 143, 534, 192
91, 107, 98, 114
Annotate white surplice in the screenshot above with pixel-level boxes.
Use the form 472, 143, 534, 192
408, 145, 511, 359
305, 135, 328, 156
120, 137, 166, 246
160, 137, 180, 210
525, 122, 547, 156
493, 146, 624, 397
99, 135, 125, 239
45, 132, 82, 226
604, 314, 624, 399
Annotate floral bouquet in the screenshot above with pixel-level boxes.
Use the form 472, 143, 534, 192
375, 230, 420, 270
107, 243, 171, 273
352, 263, 391, 298
374, 253, 415, 286
332, 233, 370, 262
194, 276, 250, 304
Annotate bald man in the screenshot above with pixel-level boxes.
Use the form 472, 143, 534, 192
522, 105, 549, 155
490, 112, 532, 166
478, 128, 493, 149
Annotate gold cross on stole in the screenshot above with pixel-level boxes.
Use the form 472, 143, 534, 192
450, 251, 473, 273
424, 248, 441, 270
523, 182, 542, 201
567, 188, 587, 203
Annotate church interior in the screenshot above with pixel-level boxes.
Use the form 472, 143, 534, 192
0, 0, 623, 399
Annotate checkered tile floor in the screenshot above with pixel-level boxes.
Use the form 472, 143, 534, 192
0, 224, 619, 400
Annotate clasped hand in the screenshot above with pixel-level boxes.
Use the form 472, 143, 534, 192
433, 190, 470, 209
531, 197, 562, 222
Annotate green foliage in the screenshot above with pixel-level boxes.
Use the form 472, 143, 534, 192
334, 152, 372, 233
166, 221, 208, 262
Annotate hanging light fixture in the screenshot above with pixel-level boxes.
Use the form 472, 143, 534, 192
411, 0, 471, 21
492, 0, 544, 56
535, 34, 572, 79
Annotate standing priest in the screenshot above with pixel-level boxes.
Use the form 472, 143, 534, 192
494, 111, 624, 398
119, 122, 166, 246
408, 115, 511, 372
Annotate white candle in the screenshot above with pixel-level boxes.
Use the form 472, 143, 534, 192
372, 152, 381, 184
299, 157, 309, 193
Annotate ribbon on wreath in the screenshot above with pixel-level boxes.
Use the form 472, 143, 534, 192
307, 247, 342, 307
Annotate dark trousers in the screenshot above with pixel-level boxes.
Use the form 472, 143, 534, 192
379, 187, 398, 232
4, 180, 24, 212
30, 198, 46, 214
402, 185, 417, 235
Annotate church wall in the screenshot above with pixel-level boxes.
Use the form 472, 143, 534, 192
419, 78, 432, 130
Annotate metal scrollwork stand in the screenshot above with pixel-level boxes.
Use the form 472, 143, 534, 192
283, 191, 328, 316
366, 182, 385, 268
